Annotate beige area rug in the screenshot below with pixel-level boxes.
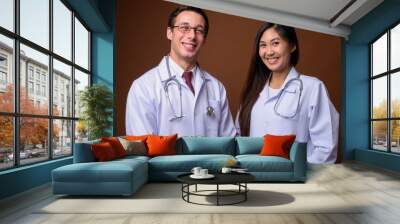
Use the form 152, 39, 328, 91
38, 183, 361, 214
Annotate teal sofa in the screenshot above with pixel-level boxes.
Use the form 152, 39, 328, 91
52, 137, 307, 196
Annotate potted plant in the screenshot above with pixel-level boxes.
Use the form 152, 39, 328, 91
79, 84, 113, 140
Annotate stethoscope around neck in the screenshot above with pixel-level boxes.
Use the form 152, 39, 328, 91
271, 72, 304, 119
162, 56, 215, 121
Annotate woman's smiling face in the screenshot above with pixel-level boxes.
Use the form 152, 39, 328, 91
258, 27, 296, 74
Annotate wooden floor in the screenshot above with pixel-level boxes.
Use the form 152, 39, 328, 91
1, 162, 400, 224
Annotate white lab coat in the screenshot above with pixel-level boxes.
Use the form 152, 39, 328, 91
235, 67, 339, 164
126, 56, 236, 137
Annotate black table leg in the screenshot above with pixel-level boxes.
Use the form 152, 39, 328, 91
245, 183, 247, 201
217, 184, 220, 206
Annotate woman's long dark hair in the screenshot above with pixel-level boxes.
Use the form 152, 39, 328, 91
238, 23, 299, 136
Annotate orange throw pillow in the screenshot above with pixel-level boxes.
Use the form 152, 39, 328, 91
91, 142, 117, 161
260, 134, 296, 159
146, 134, 177, 157
123, 135, 150, 141
101, 137, 126, 158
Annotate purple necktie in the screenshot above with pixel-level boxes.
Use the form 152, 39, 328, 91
182, 71, 195, 95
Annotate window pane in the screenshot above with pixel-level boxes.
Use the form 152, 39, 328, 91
372, 33, 387, 76
53, 0, 72, 60
391, 24, 400, 70
391, 120, 400, 153
391, 72, 400, 118
0, 34, 14, 112
53, 119, 72, 158
20, 117, 49, 165
372, 121, 387, 151
74, 69, 89, 118
372, 77, 387, 119
20, 0, 49, 49
20, 44, 49, 115
0, 116, 13, 170
75, 120, 88, 143
0, 0, 14, 32
74, 17, 89, 70
53, 59, 72, 117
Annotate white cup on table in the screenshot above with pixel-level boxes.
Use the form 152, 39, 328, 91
221, 167, 232, 173
191, 167, 202, 176
199, 168, 208, 176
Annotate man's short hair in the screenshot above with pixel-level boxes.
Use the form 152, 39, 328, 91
168, 6, 209, 37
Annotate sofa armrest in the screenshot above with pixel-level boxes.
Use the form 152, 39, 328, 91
289, 142, 307, 181
73, 140, 100, 163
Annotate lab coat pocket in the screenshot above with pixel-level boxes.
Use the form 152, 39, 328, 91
205, 100, 221, 135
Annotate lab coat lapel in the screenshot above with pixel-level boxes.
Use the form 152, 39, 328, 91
263, 67, 299, 104
280, 67, 299, 90
157, 56, 174, 82
194, 67, 212, 101
170, 57, 198, 95
262, 80, 279, 104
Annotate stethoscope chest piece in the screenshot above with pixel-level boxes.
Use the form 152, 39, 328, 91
163, 56, 215, 120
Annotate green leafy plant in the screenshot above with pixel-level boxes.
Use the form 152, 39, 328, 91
79, 84, 113, 140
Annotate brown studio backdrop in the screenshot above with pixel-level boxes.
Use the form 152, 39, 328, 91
116, 0, 342, 160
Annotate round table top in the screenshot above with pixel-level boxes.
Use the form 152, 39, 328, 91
177, 172, 255, 185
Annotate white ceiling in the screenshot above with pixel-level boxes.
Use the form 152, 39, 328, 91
165, 0, 384, 38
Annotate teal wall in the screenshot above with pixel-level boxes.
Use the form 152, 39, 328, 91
0, 158, 72, 199
91, 0, 115, 135
344, 0, 400, 171
0, 0, 115, 200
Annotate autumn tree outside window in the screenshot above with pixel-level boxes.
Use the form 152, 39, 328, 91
0, 0, 91, 170
370, 23, 400, 154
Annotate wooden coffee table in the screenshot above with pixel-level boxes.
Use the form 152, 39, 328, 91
177, 172, 255, 206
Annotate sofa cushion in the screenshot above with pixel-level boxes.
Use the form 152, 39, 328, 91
115, 155, 150, 163
235, 137, 263, 155
147, 134, 177, 157
52, 159, 147, 183
101, 137, 127, 158
236, 155, 293, 172
74, 140, 100, 163
148, 154, 235, 172
123, 135, 150, 141
179, 137, 235, 155
52, 158, 149, 195
118, 138, 147, 156
260, 134, 296, 159
91, 142, 118, 161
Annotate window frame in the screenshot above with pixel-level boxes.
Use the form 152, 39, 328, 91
370, 20, 400, 154
0, 0, 92, 171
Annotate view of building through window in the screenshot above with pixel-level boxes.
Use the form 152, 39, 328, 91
0, 0, 90, 170
371, 23, 400, 153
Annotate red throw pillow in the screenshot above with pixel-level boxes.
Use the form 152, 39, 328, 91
101, 137, 127, 158
91, 142, 117, 161
260, 134, 296, 159
146, 134, 177, 157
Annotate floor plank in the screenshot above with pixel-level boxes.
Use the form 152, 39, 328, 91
1, 161, 400, 224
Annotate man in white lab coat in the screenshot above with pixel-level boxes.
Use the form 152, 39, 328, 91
126, 6, 236, 137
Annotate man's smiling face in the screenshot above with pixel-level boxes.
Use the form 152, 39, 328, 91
167, 11, 206, 65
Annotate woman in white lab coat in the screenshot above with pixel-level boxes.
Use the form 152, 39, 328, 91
236, 23, 339, 164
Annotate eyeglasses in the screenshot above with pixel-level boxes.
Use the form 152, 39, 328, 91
172, 24, 205, 36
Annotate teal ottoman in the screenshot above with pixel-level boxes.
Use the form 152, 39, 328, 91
52, 157, 148, 196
